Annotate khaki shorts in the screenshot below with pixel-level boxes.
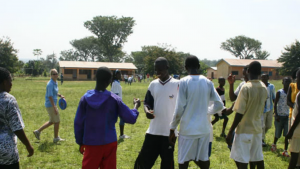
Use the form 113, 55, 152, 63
289, 137, 300, 153
46, 107, 60, 123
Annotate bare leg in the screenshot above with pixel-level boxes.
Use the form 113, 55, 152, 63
38, 121, 53, 132
222, 118, 228, 134
211, 114, 219, 125
179, 161, 189, 169
289, 152, 299, 169
284, 137, 289, 150
273, 137, 278, 145
119, 125, 124, 136
194, 160, 210, 169
54, 122, 60, 138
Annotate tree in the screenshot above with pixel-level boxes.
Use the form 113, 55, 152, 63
45, 53, 58, 70
84, 16, 135, 62
277, 40, 300, 75
220, 35, 269, 60
59, 49, 79, 61
0, 37, 19, 73
33, 49, 42, 60
24, 60, 44, 76
70, 36, 100, 61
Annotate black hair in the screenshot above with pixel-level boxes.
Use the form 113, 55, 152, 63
261, 74, 269, 77
248, 61, 261, 76
185, 55, 200, 69
96, 67, 112, 84
243, 65, 249, 71
292, 67, 300, 80
155, 57, 169, 66
283, 77, 292, 83
218, 77, 225, 80
0, 67, 11, 84
111, 70, 121, 86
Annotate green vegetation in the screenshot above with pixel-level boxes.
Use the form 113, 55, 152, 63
11, 78, 289, 168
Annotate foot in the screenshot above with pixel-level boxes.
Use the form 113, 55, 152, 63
282, 150, 290, 157
271, 144, 277, 152
220, 133, 226, 138
53, 137, 65, 143
119, 135, 130, 139
33, 130, 40, 140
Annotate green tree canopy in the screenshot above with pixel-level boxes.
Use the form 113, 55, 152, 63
277, 40, 300, 76
59, 49, 79, 61
220, 35, 270, 60
70, 36, 100, 61
33, 49, 42, 60
0, 37, 19, 73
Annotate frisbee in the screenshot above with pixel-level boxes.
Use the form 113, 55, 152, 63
59, 98, 67, 110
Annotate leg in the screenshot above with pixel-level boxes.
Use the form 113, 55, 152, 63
194, 160, 210, 169
284, 137, 289, 150
211, 114, 219, 125
289, 152, 299, 169
159, 136, 176, 169
38, 121, 53, 132
82, 145, 103, 169
264, 110, 273, 138
221, 117, 229, 136
249, 161, 264, 169
54, 122, 60, 138
179, 161, 189, 169
235, 161, 248, 169
119, 124, 124, 136
101, 142, 117, 169
273, 137, 278, 145
0, 162, 20, 169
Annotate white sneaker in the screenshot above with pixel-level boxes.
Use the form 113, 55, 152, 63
33, 130, 40, 140
53, 137, 65, 143
119, 135, 130, 139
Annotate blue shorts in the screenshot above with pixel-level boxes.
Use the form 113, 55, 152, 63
274, 116, 289, 138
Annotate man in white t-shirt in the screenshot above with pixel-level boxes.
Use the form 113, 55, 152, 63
169, 55, 224, 169
134, 57, 179, 169
227, 65, 249, 102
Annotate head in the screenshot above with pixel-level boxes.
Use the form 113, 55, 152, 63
283, 77, 292, 89
154, 57, 169, 80
50, 69, 58, 81
185, 55, 200, 73
247, 61, 261, 79
0, 67, 12, 93
96, 67, 112, 90
243, 65, 249, 81
218, 77, 225, 87
261, 74, 269, 85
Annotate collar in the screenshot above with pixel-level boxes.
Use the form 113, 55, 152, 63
159, 76, 172, 85
50, 79, 57, 85
114, 80, 120, 83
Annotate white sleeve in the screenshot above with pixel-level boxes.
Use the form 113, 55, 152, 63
234, 83, 242, 96
170, 80, 187, 130
207, 81, 224, 115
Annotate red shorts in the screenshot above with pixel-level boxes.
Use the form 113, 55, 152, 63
82, 141, 117, 169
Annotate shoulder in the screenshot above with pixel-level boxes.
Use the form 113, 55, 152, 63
170, 78, 180, 84
0, 92, 15, 103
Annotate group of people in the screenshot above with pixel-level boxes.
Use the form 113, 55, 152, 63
1, 55, 300, 169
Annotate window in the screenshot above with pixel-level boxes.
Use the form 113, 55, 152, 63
232, 71, 239, 75
64, 69, 73, 74
79, 70, 88, 74
269, 71, 272, 76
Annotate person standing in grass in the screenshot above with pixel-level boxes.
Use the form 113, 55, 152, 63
286, 68, 300, 169
169, 55, 224, 169
33, 69, 65, 143
227, 66, 249, 102
271, 77, 291, 157
134, 57, 180, 169
74, 66, 140, 169
60, 73, 63, 85
261, 74, 276, 147
226, 61, 268, 169
0, 67, 34, 169
111, 69, 129, 139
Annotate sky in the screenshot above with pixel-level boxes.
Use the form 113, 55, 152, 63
1, 0, 300, 62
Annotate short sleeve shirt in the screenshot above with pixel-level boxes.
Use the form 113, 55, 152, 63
111, 80, 122, 99
0, 92, 25, 165
45, 79, 58, 107
292, 93, 300, 138
233, 80, 268, 134
234, 81, 246, 96
277, 89, 289, 116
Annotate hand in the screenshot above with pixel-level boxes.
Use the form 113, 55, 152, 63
133, 98, 141, 109
286, 130, 294, 139
54, 107, 58, 115
227, 74, 235, 85
146, 110, 155, 119
226, 131, 234, 146
26, 145, 34, 157
169, 130, 176, 146
79, 145, 85, 155
61, 95, 65, 99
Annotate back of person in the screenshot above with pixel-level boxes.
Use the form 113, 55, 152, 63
289, 83, 299, 117
292, 92, 300, 138
277, 89, 289, 117
235, 80, 268, 134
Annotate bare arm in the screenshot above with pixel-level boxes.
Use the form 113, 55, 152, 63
287, 86, 294, 109
14, 129, 34, 157
144, 105, 155, 119
226, 113, 243, 145
227, 74, 237, 101
286, 94, 300, 139
274, 91, 280, 116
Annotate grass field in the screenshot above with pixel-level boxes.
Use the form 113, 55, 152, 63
11, 77, 290, 169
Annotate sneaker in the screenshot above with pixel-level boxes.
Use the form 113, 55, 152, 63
282, 150, 290, 157
53, 137, 65, 143
220, 133, 227, 138
33, 130, 40, 140
119, 135, 130, 139
271, 144, 277, 152
262, 141, 267, 147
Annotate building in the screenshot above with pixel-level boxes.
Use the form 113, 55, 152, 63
206, 67, 217, 79
216, 58, 283, 80
58, 61, 137, 80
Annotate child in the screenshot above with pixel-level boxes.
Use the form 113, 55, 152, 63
0, 67, 34, 168
111, 69, 129, 139
212, 77, 229, 137
286, 68, 300, 169
271, 77, 291, 157
74, 67, 140, 169
134, 57, 179, 169
169, 55, 224, 169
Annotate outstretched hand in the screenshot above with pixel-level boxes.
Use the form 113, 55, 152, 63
227, 74, 235, 85
133, 98, 141, 109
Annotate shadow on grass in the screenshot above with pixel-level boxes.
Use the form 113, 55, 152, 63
118, 138, 124, 145
38, 141, 58, 152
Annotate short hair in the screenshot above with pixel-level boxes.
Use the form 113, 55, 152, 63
50, 69, 57, 75
243, 65, 249, 71
248, 61, 261, 76
185, 55, 200, 69
96, 67, 112, 83
218, 77, 225, 80
283, 77, 292, 83
155, 57, 169, 66
292, 67, 300, 80
261, 74, 269, 78
0, 67, 11, 84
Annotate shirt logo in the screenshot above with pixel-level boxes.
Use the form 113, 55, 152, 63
169, 94, 174, 99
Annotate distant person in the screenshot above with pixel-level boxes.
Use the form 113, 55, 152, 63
134, 57, 179, 169
33, 69, 65, 143
271, 77, 291, 157
169, 55, 223, 169
74, 66, 140, 169
60, 73, 63, 85
0, 67, 34, 168
261, 74, 276, 147
147, 73, 150, 82
124, 74, 128, 84
128, 76, 133, 85
226, 61, 268, 169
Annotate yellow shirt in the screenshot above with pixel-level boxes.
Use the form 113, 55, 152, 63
291, 93, 300, 138
233, 80, 268, 134
289, 83, 299, 118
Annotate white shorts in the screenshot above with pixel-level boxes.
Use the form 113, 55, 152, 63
230, 133, 263, 163
178, 133, 210, 164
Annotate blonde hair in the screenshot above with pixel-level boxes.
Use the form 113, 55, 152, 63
50, 69, 58, 75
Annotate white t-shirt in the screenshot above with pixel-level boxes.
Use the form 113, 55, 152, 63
144, 77, 179, 136
170, 75, 224, 137
234, 81, 246, 96
111, 80, 122, 99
